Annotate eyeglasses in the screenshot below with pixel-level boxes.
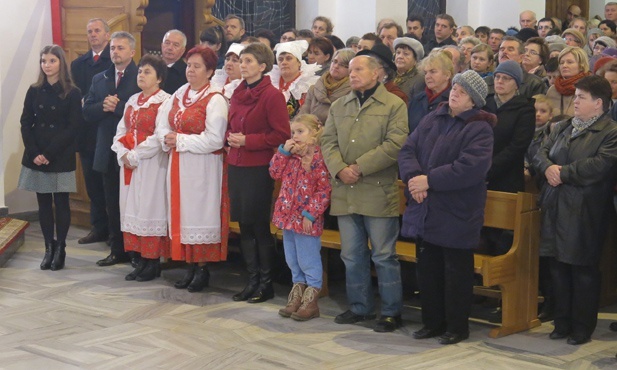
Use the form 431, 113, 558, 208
524, 48, 540, 56
494, 74, 514, 82
331, 59, 349, 68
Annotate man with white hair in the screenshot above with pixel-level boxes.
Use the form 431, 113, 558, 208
322, 54, 408, 334
519, 10, 537, 29
456, 26, 474, 43
161, 29, 187, 94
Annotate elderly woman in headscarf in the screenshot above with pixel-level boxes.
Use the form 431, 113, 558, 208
299, 48, 355, 124
211, 43, 245, 99
399, 70, 495, 345
268, 40, 320, 119
393, 37, 425, 101
534, 75, 617, 345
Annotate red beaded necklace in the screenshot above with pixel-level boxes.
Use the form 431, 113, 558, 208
183, 83, 210, 107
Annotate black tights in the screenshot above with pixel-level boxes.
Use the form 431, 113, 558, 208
37, 192, 70, 244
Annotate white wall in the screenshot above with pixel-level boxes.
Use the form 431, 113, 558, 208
590, 0, 611, 20
0, 0, 52, 213
447, 0, 545, 30
295, 0, 406, 42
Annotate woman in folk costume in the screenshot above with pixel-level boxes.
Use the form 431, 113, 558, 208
268, 39, 320, 118
157, 46, 230, 293
111, 54, 170, 282
211, 43, 245, 100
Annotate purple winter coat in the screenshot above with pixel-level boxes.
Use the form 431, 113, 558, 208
398, 102, 496, 249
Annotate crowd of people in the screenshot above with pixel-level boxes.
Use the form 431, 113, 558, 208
17, 4, 617, 348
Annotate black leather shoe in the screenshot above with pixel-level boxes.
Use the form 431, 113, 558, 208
50, 241, 66, 271
549, 329, 570, 340
567, 335, 590, 345
40, 240, 56, 270
125, 259, 147, 281
174, 264, 196, 289
233, 283, 259, 301
136, 259, 161, 282
610, 322, 617, 331
374, 315, 402, 332
438, 331, 469, 345
187, 265, 210, 293
78, 230, 108, 244
96, 253, 130, 266
247, 283, 274, 303
334, 310, 376, 324
412, 326, 446, 339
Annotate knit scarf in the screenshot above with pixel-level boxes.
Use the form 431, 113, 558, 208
571, 114, 600, 138
393, 67, 418, 86
322, 72, 349, 97
425, 83, 451, 104
554, 71, 590, 96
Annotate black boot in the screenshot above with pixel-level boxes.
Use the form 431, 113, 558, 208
233, 238, 260, 301
50, 241, 66, 271
136, 258, 161, 282
125, 258, 147, 281
248, 242, 275, 304
187, 265, 210, 292
174, 264, 196, 289
40, 240, 56, 270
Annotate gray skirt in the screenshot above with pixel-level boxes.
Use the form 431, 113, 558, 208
18, 166, 76, 193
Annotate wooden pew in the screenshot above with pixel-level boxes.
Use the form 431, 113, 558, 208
229, 181, 541, 338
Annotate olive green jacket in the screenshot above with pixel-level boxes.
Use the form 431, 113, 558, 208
321, 83, 409, 217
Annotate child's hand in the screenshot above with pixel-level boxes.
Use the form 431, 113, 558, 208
283, 139, 295, 152
302, 217, 313, 234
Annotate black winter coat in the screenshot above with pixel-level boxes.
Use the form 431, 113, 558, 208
484, 94, 536, 193
20, 82, 81, 173
534, 114, 617, 265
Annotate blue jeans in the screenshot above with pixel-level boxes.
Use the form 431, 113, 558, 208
338, 214, 402, 316
283, 229, 323, 288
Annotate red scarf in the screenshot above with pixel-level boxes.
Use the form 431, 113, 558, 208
425, 83, 451, 104
554, 71, 590, 96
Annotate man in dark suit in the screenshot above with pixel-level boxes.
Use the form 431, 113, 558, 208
161, 29, 187, 94
70, 18, 112, 245
83, 31, 140, 266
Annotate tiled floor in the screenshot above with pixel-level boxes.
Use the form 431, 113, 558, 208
1, 221, 616, 369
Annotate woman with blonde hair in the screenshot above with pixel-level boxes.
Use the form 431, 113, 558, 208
546, 46, 591, 117
407, 50, 454, 133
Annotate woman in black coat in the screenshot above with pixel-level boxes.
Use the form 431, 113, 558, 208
534, 75, 617, 345
18, 45, 81, 271
484, 60, 536, 194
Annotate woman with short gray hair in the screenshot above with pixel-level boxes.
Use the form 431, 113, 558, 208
299, 48, 355, 123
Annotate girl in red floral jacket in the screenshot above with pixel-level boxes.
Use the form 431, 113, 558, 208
269, 114, 331, 321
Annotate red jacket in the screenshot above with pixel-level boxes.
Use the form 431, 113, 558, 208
269, 145, 331, 236
226, 76, 290, 166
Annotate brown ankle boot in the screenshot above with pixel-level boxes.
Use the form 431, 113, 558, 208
278, 283, 306, 317
291, 286, 320, 321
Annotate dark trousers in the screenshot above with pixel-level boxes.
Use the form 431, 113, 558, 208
80, 153, 108, 235
100, 157, 124, 255
550, 259, 601, 337
417, 240, 474, 335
